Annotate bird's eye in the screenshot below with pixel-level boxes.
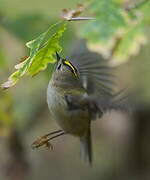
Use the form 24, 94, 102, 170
57, 64, 61, 70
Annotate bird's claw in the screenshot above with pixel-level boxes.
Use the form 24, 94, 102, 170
31, 135, 53, 150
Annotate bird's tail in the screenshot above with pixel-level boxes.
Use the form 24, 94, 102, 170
80, 126, 92, 165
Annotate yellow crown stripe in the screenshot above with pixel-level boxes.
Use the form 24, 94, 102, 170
64, 60, 78, 77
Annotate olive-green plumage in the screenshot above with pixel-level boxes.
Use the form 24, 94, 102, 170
47, 51, 115, 164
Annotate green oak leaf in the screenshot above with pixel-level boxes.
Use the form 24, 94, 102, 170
28, 22, 66, 75
80, 0, 150, 65
1, 22, 66, 89
111, 22, 146, 65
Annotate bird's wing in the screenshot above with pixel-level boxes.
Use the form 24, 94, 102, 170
69, 51, 115, 98
68, 50, 131, 119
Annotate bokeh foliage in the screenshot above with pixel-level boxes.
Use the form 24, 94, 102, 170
80, 0, 150, 65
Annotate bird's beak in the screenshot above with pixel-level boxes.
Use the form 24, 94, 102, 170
56, 52, 61, 62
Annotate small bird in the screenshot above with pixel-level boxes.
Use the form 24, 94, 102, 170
32, 50, 122, 164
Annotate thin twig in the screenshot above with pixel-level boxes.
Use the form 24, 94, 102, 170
125, 0, 149, 11
68, 17, 95, 21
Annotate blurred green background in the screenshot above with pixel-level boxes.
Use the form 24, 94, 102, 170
0, 0, 150, 180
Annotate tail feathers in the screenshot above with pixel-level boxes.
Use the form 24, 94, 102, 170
80, 128, 92, 165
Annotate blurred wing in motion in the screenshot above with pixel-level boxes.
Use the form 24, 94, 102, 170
69, 49, 115, 97
68, 42, 132, 119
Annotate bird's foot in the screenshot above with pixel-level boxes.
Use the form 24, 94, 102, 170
31, 134, 53, 150
31, 130, 65, 150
